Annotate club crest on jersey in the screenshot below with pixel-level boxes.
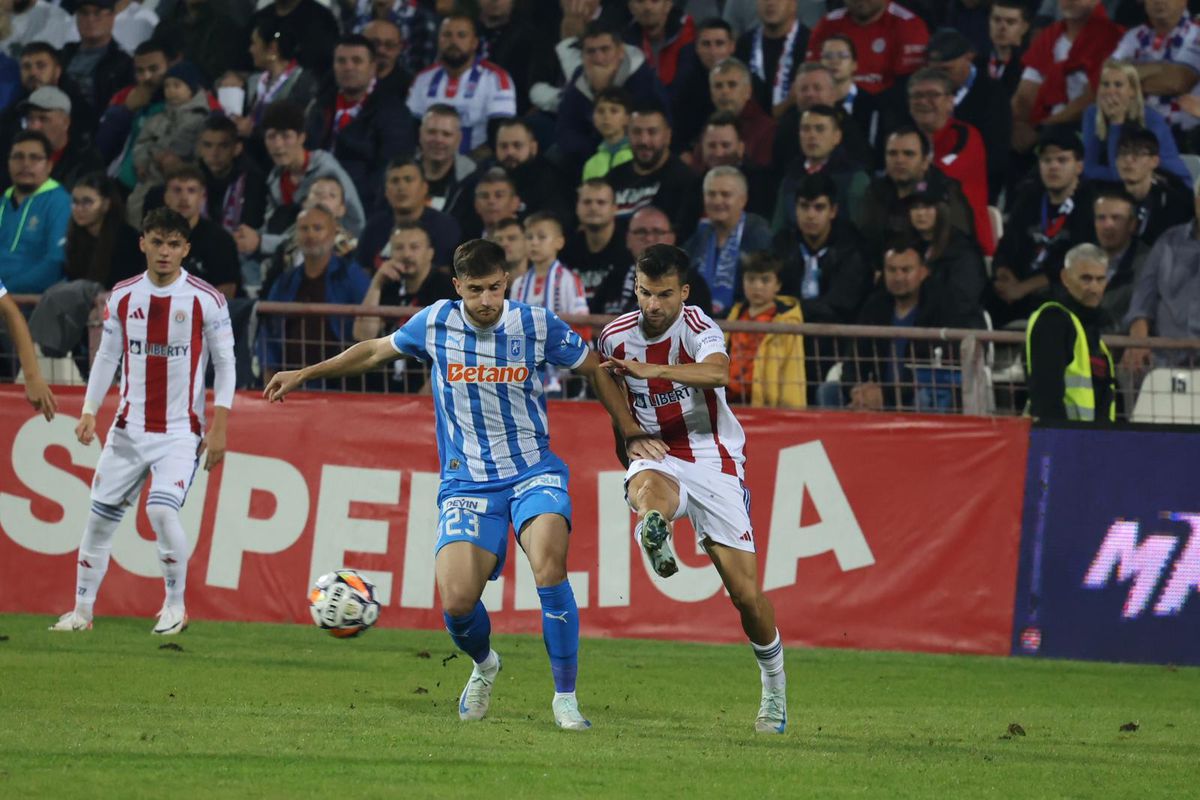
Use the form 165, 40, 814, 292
508, 338, 523, 360
446, 363, 529, 383
174, 310, 187, 323
630, 386, 692, 408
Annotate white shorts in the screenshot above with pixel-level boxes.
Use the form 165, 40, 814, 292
625, 455, 755, 553
91, 428, 201, 511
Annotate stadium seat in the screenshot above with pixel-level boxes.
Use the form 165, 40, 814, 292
1130, 368, 1200, 424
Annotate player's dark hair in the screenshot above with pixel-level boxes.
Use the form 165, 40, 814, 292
141, 207, 192, 239
19, 41, 61, 64
476, 166, 516, 192
495, 116, 535, 138
705, 110, 741, 136
581, 20, 621, 45
386, 155, 424, 177
261, 100, 306, 134
453, 238, 509, 278
631, 98, 669, 121
636, 243, 691, 284
578, 176, 614, 196
741, 251, 784, 277
803, 103, 843, 131
11, 130, 52, 159
795, 172, 838, 205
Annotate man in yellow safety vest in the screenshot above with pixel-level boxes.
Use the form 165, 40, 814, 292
1025, 242, 1117, 422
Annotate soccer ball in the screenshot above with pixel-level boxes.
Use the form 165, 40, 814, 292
308, 569, 381, 638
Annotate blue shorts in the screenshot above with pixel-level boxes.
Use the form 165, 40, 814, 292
435, 456, 572, 580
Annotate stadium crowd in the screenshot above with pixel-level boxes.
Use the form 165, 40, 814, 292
1, 0, 1199, 413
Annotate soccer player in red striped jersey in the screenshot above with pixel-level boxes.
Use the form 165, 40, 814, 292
598, 244, 787, 734
50, 208, 236, 635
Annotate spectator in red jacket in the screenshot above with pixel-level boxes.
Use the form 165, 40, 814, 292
625, 0, 695, 90
907, 67, 993, 255
1011, 0, 1124, 153
806, 0, 928, 95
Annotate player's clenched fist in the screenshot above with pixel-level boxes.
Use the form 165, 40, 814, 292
263, 370, 303, 402
75, 413, 97, 445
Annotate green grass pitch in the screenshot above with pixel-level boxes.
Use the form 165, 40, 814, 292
1, 613, 1196, 799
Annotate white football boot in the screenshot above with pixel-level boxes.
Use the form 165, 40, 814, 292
754, 686, 787, 734
552, 695, 592, 731
152, 605, 188, 635
49, 610, 93, 631
458, 650, 501, 721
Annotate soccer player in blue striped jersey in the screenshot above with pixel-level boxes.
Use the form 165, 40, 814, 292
265, 239, 666, 730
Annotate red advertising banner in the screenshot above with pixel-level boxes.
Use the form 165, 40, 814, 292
0, 387, 1029, 654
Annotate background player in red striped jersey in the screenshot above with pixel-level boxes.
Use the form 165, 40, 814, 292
598, 244, 787, 734
51, 209, 236, 635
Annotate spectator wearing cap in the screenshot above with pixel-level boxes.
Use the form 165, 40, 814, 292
926, 28, 1009, 204
0, 0, 73, 58
906, 67, 993, 255
0, 130, 71, 293
1082, 59, 1190, 185
61, 0, 133, 122
981, 0, 1029, 100
1010, 0, 1124, 154
304, 34, 415, 215
1112, 126, 1193, 246
16, 86, 103, 191
989, 127, 1096, 327
0, 42, 92, 159
127, 60, 209, 224
153, 0, 245, 85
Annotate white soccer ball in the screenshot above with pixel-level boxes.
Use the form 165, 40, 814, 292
308, 569, 381, 638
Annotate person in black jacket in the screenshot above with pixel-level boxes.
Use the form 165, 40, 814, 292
62, 0, 134, 126
989, 126, 1095, 327
304, 35, 416, 215
837, 239, 978, 411
1025, 243, 1116, 422
251, 0, 339, 76
906, 187, 987, 326
1113, 126, 1194, 247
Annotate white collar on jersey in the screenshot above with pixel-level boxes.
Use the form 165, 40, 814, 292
140, 268, 189, 292
639, 305, 688, 345
460, 299, 509, 333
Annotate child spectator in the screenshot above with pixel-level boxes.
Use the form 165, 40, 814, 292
510, 211, 589, 394
127, 61, 210, 225
510, 212, 589, 317
583, 87, 633, 181
725, 251, 806, 409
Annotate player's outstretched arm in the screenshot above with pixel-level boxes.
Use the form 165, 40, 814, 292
574, 350, 668, 462
0, 293, 56, 420
264, 336, 400, 402
600, 352, 730, 389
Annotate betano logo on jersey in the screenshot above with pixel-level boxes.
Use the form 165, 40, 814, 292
446, 363, 529, 383
128, 340, 190, 358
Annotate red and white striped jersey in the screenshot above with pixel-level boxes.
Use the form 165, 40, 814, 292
599, 305, 746, 478
91, 270, 235, 436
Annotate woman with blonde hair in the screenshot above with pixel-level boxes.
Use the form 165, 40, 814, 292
1083, 59, 1189, 183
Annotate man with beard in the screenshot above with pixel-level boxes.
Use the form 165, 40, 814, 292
493, 117, 571, 224
607, 101, 698, 236
560, 178, 632, 308
0, 130, 71, 293
407, 14, 516, 159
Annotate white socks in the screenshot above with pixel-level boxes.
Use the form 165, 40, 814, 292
146, 504, 188, 608
751, 630, 786, 691
73, 501, 125, 617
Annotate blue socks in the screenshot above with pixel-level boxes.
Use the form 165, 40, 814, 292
443, 601, 492, 664
537, 579, 580, 693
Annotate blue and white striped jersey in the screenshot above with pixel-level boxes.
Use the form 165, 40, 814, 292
390, 299, 589, 483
